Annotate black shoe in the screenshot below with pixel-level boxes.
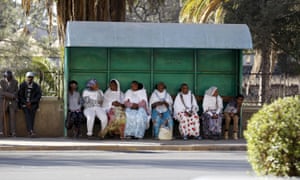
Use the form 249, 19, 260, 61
153, 137, 159, 140
183, 136, 188, 141
29, 131, 37, 138
10, 132, 17, 137
87, 135, 96, 140
195, 136, 202, 140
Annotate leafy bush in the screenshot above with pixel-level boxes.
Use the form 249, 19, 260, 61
245, 96, 300, 177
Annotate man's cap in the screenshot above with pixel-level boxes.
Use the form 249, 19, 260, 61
4, 70, 12, 77
26, 72, 35, 77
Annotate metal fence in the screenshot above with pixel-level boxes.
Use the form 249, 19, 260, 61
13, 70, 63, 99
242, 73, 300, 106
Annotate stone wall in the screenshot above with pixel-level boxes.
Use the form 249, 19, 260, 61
15, 97, 64, 137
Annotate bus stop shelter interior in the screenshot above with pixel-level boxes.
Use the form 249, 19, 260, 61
64, 21, 253, 136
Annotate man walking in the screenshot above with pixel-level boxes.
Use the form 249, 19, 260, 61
18, 72, 42, 137
0, 70, 19, 137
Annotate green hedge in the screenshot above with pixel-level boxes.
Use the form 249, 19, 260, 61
245, 96, 300, 177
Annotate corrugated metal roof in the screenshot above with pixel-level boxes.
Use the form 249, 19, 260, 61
65, 21, 252, 49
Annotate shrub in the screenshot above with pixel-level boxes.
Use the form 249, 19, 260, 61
244, 96, 300, 177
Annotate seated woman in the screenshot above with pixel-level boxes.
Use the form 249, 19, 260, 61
66, 80, 84, 138
149, 82, 173, 140
202, 86, 223, 139
173, 83, 201, 140
82, 79, 108, 139
124, 81, 149, 139
102, 79, 126, 139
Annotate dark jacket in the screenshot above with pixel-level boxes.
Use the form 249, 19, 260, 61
18, 81, 42, 110
0, 78, 19, 110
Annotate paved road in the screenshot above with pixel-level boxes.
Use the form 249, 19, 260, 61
0, 150, 255, 180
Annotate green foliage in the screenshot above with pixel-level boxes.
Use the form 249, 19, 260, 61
1, 0, 60, 96
223, 0, 300, 61
277, 53, 300, 76
245, 96, 300, 177
179, 0, 226, 23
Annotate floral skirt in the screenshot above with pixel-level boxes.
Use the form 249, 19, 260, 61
124, 108, 148, 138
202, 111, 222, 137
177, 111, 200, 137
103, 107, 126, 138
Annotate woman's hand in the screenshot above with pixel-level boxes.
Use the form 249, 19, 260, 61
212, 114, 218, 119
131, 103, 139, 110
112, 101, 121, 106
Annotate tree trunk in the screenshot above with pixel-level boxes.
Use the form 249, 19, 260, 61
109, 0, 126, 21
260, 47, 271, 103
56, 0, 126, 45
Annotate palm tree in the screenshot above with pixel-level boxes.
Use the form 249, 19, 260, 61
179, 0, 227, 23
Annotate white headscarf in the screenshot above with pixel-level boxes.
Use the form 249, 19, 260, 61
203, 86, 223, 115
205, 86, 218, 96
102, 79, 124, 111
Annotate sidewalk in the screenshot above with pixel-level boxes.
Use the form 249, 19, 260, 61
0, 137, 247, 151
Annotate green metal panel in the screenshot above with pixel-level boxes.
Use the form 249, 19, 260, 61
110, 48, 151, 71
197, 50, 236, 72
66, 47, 241, 97
64, 48, 70, 136
197, 49, 239, 96
197, 74, 237, 96
69, 47, 107, 70
154, 49, 194, 72
153, 49, 195, 95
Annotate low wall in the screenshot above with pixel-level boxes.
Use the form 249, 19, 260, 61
14, 98, 260, 138
240, 105, 260, 136
16, 97, 64, 137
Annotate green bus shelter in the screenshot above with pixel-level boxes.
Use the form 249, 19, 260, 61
64, 21, 252, 136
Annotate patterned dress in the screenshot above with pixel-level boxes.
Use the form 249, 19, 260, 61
202, 86, 223, 138
102, 79, 126, 138
149, 89, 174, 138
173, 91, 200, 137
124, 88, 149, 139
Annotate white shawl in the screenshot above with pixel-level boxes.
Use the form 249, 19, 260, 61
149, 89, 173, 112
124, 88, 148, 106
102, 79, 124, 111
173, 90, 199, 119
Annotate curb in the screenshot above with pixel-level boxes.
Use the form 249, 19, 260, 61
0, 144, 246, 151
0, 138, 247, 151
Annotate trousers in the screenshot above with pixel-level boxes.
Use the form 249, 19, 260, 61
0, 101, 17, 134
83, 106, 108, 136
22, 107, 37, 132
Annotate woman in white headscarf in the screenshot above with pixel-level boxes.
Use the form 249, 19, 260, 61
124, 81, 149, 139
102, 79, 126, 139
202, 86, 223, 139
173, 83, 201, 140
82, 79, 107, 139
149, 82, 173, 140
